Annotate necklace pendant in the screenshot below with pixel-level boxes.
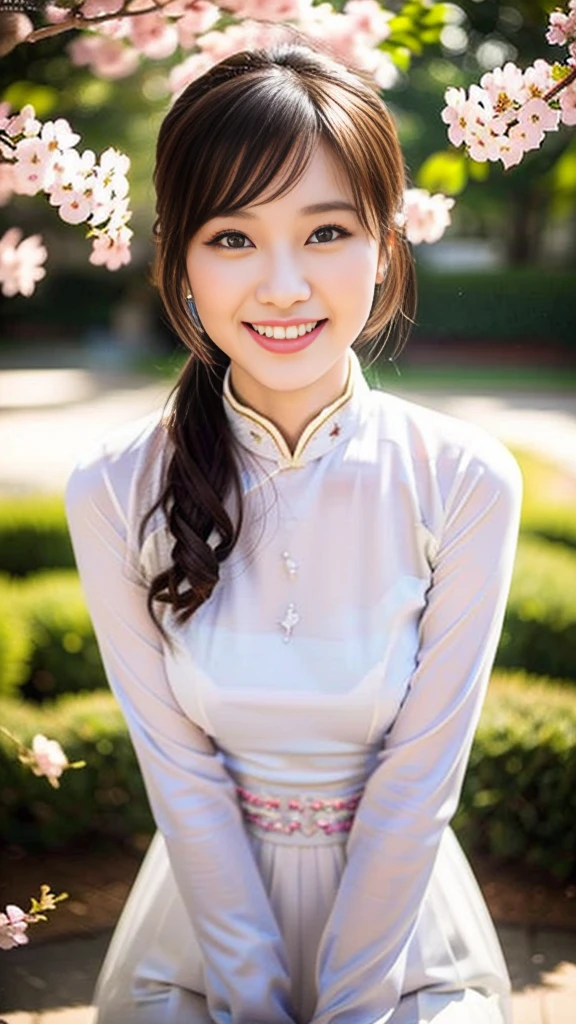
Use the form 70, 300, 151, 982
279, 602, 300, 643
282, 551, 298, 578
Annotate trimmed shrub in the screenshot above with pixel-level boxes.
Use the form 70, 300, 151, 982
513, 448, 576, 551
0, 496, 75, 577
496, 536, 576, 682
1, 671, 574, 881
0, 576, 31, 699
455, 671, 576, 881
0, 571, 106, 702
0, 691, 152, 849
413, 269, 575, 347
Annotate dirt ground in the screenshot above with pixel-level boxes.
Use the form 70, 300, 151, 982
1, 834, 574, 947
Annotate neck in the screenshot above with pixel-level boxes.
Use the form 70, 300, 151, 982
229, 354, 351, 453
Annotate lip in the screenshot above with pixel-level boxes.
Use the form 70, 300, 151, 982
243, 319, 327, 354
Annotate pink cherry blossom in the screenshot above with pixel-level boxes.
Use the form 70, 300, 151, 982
69, 35, 139, 79
466, 121, 501, 163
0, 228, 47, 297
343, 0, 392, 45
176, 1, 220, 48
0, 164, 15, 206
494, 134, 525, 170
58, 190, 94, 225
518, 96, 560, 135
169, 51, 215, 95
546, 11, 570, 47
41, 118, 81, 153
221, 0, 311, 21
128, 12, 179, 60
4, 103, 41, 139
508, 120, 543, 154
90, 225, 133, 270
441, 87, 468, 147
0, 905, 29, 950
12, 138, 53, 196
523, 59, 555, 99
30, 734, 69, 785
45, 3, 71, 22
560, 82, 576, 124
400, 189, 455, 246
81, 0, 124, 16
97, 147, 130, 198
480, 62, 526, 121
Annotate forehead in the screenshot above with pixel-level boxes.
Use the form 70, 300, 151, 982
251, 142, 355, 210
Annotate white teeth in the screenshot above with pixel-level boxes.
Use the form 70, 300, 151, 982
250, 320, 320, 339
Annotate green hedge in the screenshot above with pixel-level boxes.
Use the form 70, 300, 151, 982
455, 672, 576, 881
0, 571, 106, 702
0, 496, 74, 577
413, 269, 575, 348
0, 691, 152, 849
514, 449, 576, 551
1, 671, 574, 879
496, 536, 576, 682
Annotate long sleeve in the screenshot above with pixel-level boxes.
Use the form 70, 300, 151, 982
65, 442, 295, 1024
311, 436, 522, 1024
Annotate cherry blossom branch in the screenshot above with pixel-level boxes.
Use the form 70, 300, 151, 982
25, 0, 181, 43
543, 65, 576, 102
1, 888, 69, 951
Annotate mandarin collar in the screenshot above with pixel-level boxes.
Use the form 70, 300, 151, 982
222, 349, 370, 470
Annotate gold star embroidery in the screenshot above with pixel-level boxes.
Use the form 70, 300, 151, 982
249, 430, 263, 443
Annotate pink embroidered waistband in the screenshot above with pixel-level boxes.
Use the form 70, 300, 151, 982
236, 785, 362, 838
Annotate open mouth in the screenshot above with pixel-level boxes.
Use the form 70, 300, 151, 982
244, 319, 327, 340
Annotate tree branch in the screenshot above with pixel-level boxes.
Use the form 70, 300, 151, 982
24, 0, 195, 42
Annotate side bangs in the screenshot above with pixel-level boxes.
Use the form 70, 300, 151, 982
189, 74, 321, 227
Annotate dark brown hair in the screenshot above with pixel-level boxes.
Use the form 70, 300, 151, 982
143, 38, 416, 631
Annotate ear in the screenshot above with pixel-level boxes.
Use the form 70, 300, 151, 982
375, 229, 394, 284
375, 257, 387, 285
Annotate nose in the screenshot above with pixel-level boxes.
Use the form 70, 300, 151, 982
254, 246, 312, 309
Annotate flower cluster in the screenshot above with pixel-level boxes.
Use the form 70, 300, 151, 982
59, 0, 397, 93
0, 227, 47, 298
442, 4, 576, 169
0, 887, 68, 951
399, 189, 455, 246
0, 101, 133, 286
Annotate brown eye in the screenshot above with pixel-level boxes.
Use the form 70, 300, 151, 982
309, 224, 351, 245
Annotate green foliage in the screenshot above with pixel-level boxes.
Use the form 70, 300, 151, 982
496, 537, 576, 682
414, 269, 576, 346
416, 149, 468, 195
513, 448, 576, 550
0, 571, 106, 703
0, 494, 74, 576
455, 671, 576, 881
1, 672, 574, 880
0, 691, 152, 849
0, 579, 31, 700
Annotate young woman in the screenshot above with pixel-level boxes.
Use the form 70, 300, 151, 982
66, 41, 522, 1024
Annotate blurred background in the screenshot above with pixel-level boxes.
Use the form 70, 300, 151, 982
0, 2, 575, 1021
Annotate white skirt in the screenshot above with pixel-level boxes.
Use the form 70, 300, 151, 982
94, 826, 511, 1024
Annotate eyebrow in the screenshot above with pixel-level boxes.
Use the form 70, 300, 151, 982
213, 201, 359, 220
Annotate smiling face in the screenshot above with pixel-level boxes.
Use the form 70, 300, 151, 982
185, 141, 386, 419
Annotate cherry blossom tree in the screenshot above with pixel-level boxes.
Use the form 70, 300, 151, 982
1, 1, 575, 295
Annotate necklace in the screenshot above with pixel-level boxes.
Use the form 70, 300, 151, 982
279, 551, 300, 642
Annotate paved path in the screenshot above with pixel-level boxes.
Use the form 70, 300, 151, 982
1, 366, 576, 493
1, 924, 575, 1023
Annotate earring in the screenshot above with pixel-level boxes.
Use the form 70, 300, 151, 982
185, 293, 202, 329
